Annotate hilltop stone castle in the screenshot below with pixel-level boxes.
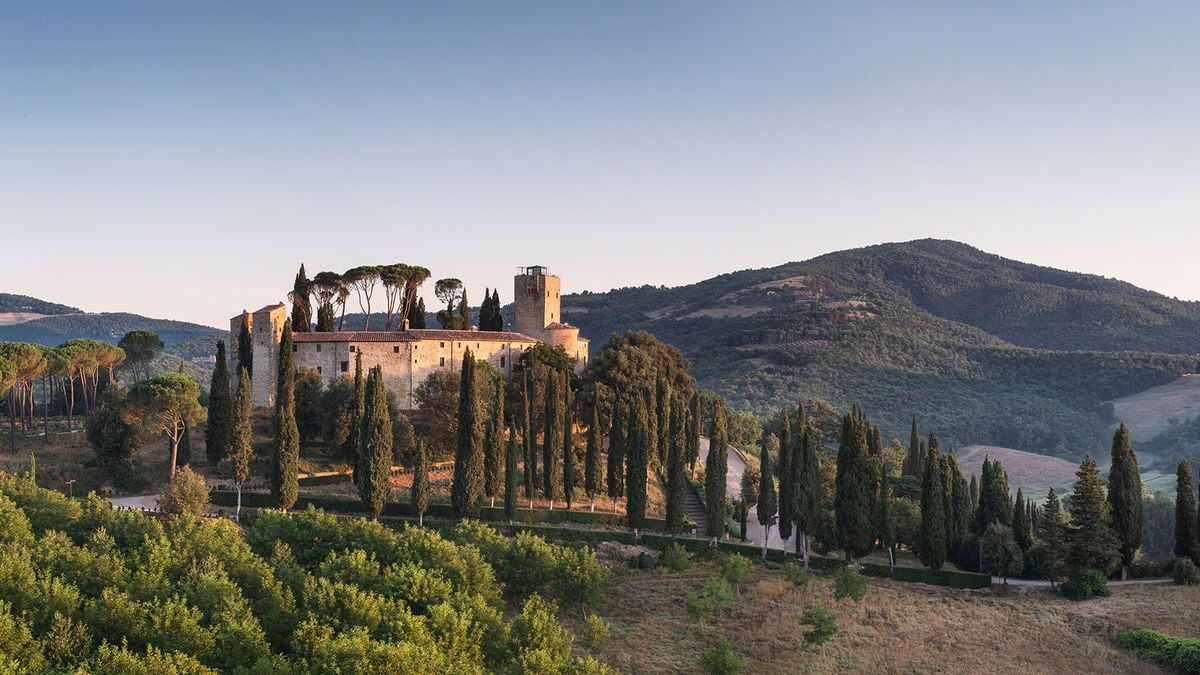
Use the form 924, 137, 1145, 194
231, 266, 589, 408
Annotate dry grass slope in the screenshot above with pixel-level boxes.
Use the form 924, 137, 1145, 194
956, 445, 1079, 499
586, 561, 1198, 674
1112, 374, 1200, 443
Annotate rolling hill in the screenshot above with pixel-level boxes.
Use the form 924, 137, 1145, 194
561, 239, 1200, 461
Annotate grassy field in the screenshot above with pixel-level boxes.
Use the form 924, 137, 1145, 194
1113, 374, 1200, 443
956, 445, 1079, 500
583, 560, 1197, 674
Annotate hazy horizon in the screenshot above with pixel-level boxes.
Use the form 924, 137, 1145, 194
5, 2, 1199, 326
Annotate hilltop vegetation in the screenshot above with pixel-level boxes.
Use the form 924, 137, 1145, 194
0, 312, 222, 348
563, 240, 1200, 458
0, 294, 80, 317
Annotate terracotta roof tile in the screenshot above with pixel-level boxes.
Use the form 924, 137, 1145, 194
293, 329, 537, 343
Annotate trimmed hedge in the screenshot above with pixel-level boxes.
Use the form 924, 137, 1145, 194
209, 490, 666, 530
861, 562, 992, 589
1115, 629, 1200, 673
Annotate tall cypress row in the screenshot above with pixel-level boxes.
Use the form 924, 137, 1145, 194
358, 366, 393, 519
451, 348, 483, 518
834, 413, 875, 561
687, 392, 702, 476
504, 428, 519, 522
522, 368, 535, 499
205, 340, 232, 465
776, 407, 794, 544
918, 442, 946, 570
484, 376, 504, 507
1176, 461, 1197, 561
1011, 486, 1031, 553
563, 375, 576, 510
704, 403, 729, 540
607, 393, 626, 503
944, 448, 970, 557
795, 422, 821, 567
1107, 422, 1143, 580
665, 398, 687, 533
655, 372, 671, 467
542, 370, 560, 506
411, 439, 429, 526
756, 431, 778, 558
271, 320, 300, 511
584, 392, 603, 510
347, 352, 364, 464
625, 391, 649, 532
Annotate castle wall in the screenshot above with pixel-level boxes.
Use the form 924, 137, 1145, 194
514, 272, 561, 338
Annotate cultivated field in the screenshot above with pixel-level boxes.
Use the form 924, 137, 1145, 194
1112, 374, 1200, 443
956, 445, 1079, 499
589, 561, 1197, 674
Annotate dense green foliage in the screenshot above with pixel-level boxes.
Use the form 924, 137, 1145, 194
204, 341, 232, 465
1067, 456, 1122, 575
1115, 629, 1200, 673
1061, 568, 1111, 601
0, 478, 611, 673
271, 321, 300, 511
1107, 423, 1143, 578
356, 367, 393, 519
704, 405, 729, 539
563, 240, 1200, 457
451, 350, 484, 518
1176, 462, 1197, 561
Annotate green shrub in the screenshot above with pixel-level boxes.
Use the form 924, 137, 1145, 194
662, 543, 691, 571
720, 554, 752, 585
1174, 559, 1200, 586
700, 638, 741, 674
1129, 555, 1168, 580
687, 578, 733, 621
784, 565, 810, 587
1115, 629, 1200, 673
1062, 568, 1110, 600
581, 614, 610, 655
801, 605, 838, 647
833, 567, 866, 602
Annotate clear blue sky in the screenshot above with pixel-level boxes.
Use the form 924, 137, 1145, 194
3, 1, 1199, 327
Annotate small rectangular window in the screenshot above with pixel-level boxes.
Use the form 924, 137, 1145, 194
440, 357, 446, 367
393, 346, 399, 353
500, 356, 506, 368
476, 342, 480, 349
349, 345, 356, 353
292, 345, 297, 353
440, 342, 445, 348
316, 344, 322, 352
317, 366, 322, 375
340, 361, 349, 372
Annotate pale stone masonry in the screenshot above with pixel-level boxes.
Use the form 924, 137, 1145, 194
230, 266, 589, 408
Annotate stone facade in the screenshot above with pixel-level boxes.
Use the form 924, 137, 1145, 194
231, 266, 590, 408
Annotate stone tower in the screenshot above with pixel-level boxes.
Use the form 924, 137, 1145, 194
514, 265, 561, 338
513, 266, 589, 368
228, 303, 287, 407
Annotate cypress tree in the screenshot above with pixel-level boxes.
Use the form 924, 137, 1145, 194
705, 403, 729, 540
777, 407, 794, 544
834, 413, 875, 561
230, 367, 253, 522
358, 366, 393, 519
968, 474, 980, 520
625, 391, 649, 532
655, 372, 670, 467
409, 297, 427, 329
687, 392, 702, 476
563, 376, 576, 510
977, 457, 1014, 534
1176, 461, 1197, 561
479, 287, 493, 331
205, 340, 232, 465
1067, 454, 1121, 575
1039, 487, 1071, 586
879, 471, 896, 568
542, 370, 560, 506
411, 439, 429, 526
644, 385, 658, 472
458, 289, 470, 328
504, 428, 518, 522
1107, 422, 1143, 580
271, 320, 300, 511
918, 442, 947, 570
491, 289, 502, 330
607, 393, 626, 503
756, 431, 778, 558
1011, 487, 1031, 553
522, 368, 536, 499
584, 394, 603, 510
917, 439, 927, 482
484, 376, 504, 507
237, 313, 254, 376
945, 448, 970, 557
903, 416, 920, 476
451, 348, 484, 518
795, 422, 822, 567
291, 264, 312, 332
665, 398, 687, 533
347, 353, 364, 463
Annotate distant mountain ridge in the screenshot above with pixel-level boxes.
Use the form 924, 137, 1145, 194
560, 239, 1200, 460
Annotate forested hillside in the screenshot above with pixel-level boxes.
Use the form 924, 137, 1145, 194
562, 240, 1200, 458
0, 293, 80, 316
0, 312, 223, 347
